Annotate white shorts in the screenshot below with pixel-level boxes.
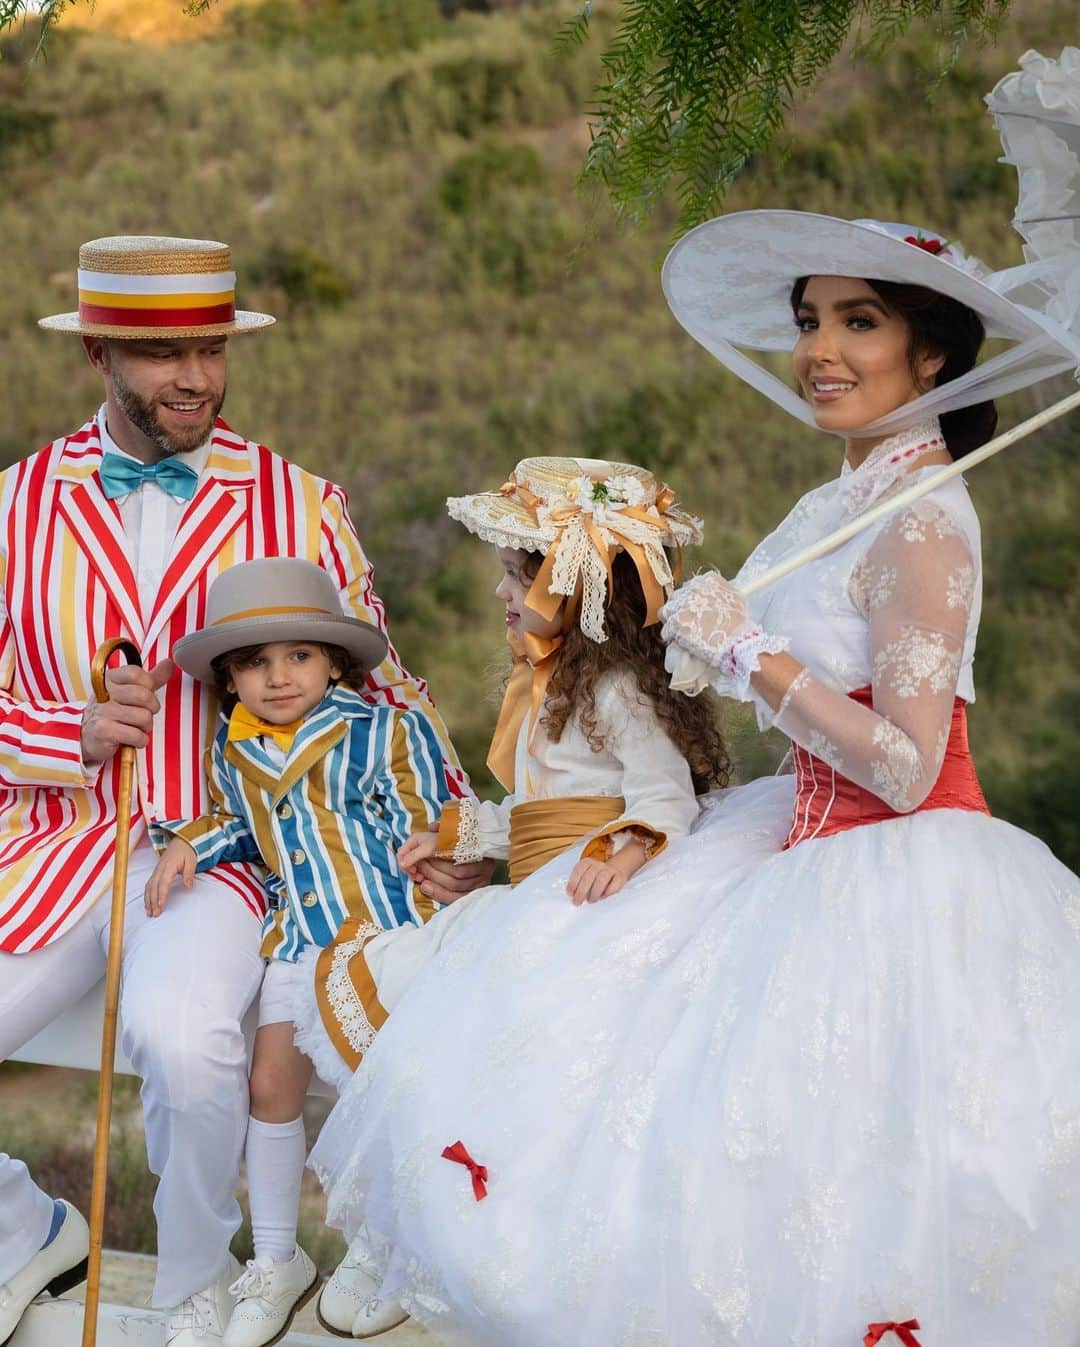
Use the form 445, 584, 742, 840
256, 957, 309, 1028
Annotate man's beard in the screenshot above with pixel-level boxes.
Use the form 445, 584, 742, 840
112, 368, 226, 458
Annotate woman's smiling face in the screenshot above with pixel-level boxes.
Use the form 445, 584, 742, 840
792, 276, 945, 441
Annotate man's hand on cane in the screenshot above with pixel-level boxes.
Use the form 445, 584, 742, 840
81, 660, 174, 766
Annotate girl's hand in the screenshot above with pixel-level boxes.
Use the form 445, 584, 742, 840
144, 837, 196, 918
567, 858, 627, 906
567, 838, 649, 907
398, 830, 439, 879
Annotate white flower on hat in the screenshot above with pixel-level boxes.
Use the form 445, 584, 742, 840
567, 472, 649, 523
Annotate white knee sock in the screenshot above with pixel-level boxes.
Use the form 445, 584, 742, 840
245, 1116, 306, 1263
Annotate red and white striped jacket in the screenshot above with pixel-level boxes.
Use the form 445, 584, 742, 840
0, 413, 466, 954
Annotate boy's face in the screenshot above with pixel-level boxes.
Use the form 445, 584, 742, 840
227, 641, 341, 724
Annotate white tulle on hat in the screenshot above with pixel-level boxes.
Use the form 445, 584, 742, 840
662, 47, 1080, 438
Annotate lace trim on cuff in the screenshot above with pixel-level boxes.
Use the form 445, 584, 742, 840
705, 627, 791, 703
438, 798, 483, 864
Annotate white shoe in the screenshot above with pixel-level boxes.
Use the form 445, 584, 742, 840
351, 1294, 409, 1339
316, 1246, 407, 1338
222, 1246, 318, 1347
0, 1201, 89, 1347
165, 1254, 241, 1346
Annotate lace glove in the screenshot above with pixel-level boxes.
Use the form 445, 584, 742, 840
660, 572, 790, 702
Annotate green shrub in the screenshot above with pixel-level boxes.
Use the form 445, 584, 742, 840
438, 140, 544, 216
1002, 520, 1080, 601
249, 244, 350, 314
0, 101, 54, 161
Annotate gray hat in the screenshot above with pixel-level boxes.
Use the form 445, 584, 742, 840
172, 558, 388, 684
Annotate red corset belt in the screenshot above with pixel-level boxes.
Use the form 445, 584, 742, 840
785, 685, 989, 850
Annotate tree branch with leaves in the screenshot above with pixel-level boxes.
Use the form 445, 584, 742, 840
563, 0, 1011, 232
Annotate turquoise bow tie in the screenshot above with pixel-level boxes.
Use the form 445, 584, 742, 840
99, 453, 199, 502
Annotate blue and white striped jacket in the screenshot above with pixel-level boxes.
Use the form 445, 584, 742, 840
156, 685, 453, 960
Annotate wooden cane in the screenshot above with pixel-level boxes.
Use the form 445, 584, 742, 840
81, 637, 143, 1347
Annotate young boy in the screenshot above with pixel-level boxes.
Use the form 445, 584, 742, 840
147, 557, 454, 1347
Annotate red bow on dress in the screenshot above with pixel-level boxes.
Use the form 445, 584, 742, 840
441, 1141, 489, 1201
864, 1321, 923, 1347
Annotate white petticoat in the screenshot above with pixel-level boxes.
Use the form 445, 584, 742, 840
309, 776, 1080, 1347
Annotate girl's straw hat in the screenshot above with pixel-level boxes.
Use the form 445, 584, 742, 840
172, 559, 387, 684
39, 235, 275, 339
448, 457, 703, 643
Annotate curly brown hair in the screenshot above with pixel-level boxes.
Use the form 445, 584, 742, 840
532, 549, 730, 794
211, 641, 367, 714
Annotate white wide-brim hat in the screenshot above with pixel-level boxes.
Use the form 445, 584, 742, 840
172, 558, 387, 684
39, 235, 275, 339
663, 213, 1050, 350
661, 49, 1080, 437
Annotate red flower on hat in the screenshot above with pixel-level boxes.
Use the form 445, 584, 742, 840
904, 234, 949, 256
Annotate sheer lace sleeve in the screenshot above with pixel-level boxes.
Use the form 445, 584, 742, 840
769, 501, 976, 813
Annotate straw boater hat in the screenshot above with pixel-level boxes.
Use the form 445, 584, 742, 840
171, 559, 387, 684
39, 235, 275, 339
448, 457, 703, 643
662, 47, 1080, 438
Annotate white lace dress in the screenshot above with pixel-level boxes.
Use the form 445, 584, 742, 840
310, 425, 1080, 1347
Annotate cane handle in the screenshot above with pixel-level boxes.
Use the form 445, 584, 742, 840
91, 638, 143, 704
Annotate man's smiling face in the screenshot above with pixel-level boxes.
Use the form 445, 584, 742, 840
85, 334, 228, 460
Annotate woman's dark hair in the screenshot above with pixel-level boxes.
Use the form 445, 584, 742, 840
520, 549, 731, 794
790, 276, 997, 458
211, 641, 365, 714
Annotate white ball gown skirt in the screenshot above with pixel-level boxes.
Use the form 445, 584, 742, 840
310, 776, 1080, 1347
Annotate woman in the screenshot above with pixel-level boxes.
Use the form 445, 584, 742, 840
312, 53, 1080, 1347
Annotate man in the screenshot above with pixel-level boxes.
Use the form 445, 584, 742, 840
0, 235, 487, 1346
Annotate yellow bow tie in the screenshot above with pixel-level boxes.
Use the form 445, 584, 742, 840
227, 703, 306, 754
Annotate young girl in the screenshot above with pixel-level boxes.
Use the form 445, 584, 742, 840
145, 557, 455, 1347
308, 455, 745, 1338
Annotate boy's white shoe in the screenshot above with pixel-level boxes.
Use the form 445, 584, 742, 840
222, 1246, 318, 1347
165, 1254, 241, 1347
0, 1200, 89, 1347
316, 1246, 407, 1338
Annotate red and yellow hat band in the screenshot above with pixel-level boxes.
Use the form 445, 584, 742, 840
76, 267, 237, 330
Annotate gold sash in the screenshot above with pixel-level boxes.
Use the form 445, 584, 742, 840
508, 795, 625, 886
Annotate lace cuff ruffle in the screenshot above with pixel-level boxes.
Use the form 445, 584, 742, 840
712, 626, 792, 702
435, 799, 483, 865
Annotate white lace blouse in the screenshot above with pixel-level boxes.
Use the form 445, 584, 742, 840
449, 667, 700, 862
665, 420, 983, 815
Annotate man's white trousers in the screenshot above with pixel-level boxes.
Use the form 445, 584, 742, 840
0, 838, 263, 1308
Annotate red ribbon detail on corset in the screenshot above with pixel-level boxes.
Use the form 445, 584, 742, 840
864, 1320, 922, 1347
785, 687, 989, 849
441, 1140, 488, 1201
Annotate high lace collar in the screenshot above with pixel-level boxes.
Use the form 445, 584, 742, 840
838, 418, 947, 515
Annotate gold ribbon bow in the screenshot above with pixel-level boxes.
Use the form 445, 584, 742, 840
498, 478, 684, 642
228, 702, 305, 754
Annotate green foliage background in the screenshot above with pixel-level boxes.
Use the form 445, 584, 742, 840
0, 0, 1076, 864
